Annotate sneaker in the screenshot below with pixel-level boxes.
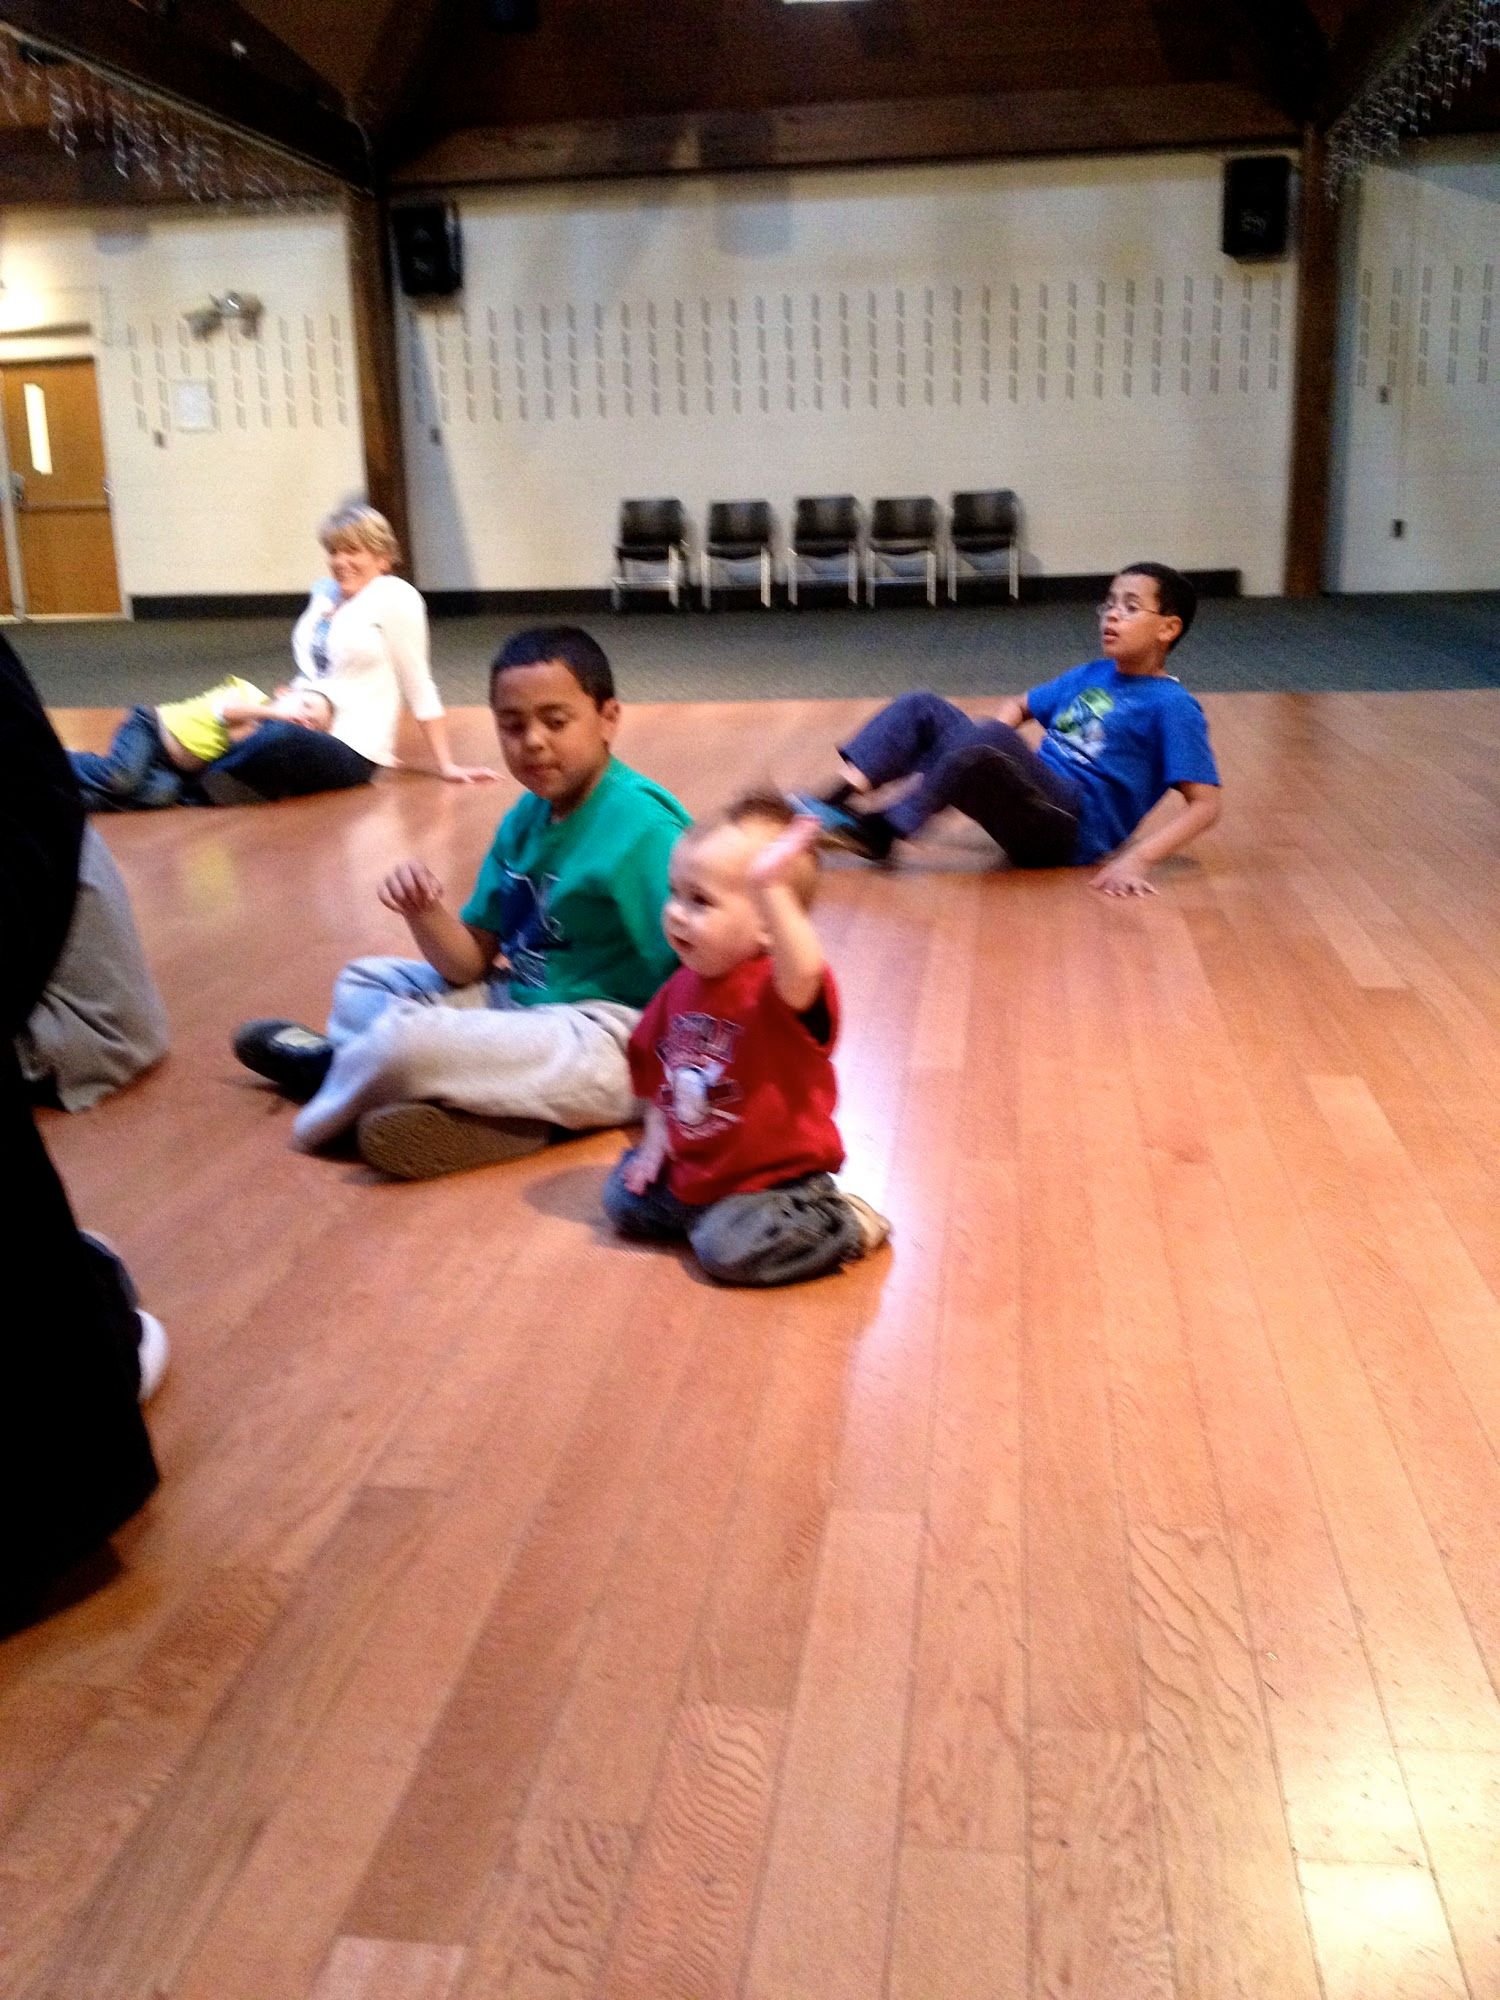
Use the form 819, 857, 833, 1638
786, 792, 896, 862
233, 1019, 334, 1101
79, 1230, 139, 1313
356, 1102, 552, 1181
136, 1311, 170, 1403
840, 1191, 892, 1258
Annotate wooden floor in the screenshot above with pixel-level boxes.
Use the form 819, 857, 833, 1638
5, 691, 1500, 2000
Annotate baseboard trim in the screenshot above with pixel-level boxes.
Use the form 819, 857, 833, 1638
130, 571, 1241, 621
131, 594, 309, 620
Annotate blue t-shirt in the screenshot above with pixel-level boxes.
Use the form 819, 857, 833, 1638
1027, 660, 1220, 864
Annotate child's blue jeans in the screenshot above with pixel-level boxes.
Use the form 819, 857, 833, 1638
839, 690, 1082, 863
70, 706, 183, 811
604, 1150, 864, 1288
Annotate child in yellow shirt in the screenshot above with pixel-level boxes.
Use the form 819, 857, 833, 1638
70, 677, 332, 812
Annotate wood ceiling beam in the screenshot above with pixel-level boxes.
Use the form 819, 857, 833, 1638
1217, 0, 1330, 123
0, 0, 370, 184
1321, 0, 1442, 121
350, 0, 448, 142
389, 81, 1297, 189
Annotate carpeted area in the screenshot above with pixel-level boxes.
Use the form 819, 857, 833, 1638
12, 589, 1499, 708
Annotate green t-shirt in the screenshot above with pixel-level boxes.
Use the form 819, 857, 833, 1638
460, 756, 688, 1009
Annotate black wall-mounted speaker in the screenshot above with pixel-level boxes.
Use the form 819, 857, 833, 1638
485, 0, 540, 29
392, 203, 462, 298
1221, 155, 1293, 260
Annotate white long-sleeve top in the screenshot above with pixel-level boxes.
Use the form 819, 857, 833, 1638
290, 573, 444, 768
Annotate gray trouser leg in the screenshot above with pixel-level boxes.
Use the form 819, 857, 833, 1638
292, 985, 641, 1151
688, 1173, 864, 1288
325, 955, 490, 1045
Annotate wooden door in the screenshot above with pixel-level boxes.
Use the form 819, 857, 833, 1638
0, 359, 122, 615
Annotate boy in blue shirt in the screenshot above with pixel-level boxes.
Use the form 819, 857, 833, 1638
233, 627, 688, 1179
795, 562, 1221, 897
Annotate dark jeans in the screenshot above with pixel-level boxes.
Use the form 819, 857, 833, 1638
70, 706, 183, 812
603, 1151, 863, 1287
840, 690, 1083, 865
193, 721, 375, 805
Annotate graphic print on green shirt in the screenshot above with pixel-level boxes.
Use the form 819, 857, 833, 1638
460, 756, 689, 1009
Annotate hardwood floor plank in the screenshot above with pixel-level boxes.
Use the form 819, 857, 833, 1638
743, 1508, 923, 2000
309, 1938, 466, 2000
1029, 1730, 1175, 2000
1401, 1751, 1500, 1999
591, 1705, 783, 2000
11, 1489, 430, 2000
901, 1157, 1026, 1854
1182, 901, 1500, 1755
1017, 894, 1142, 1733
1298, 1861, 1468, 1999
340, 1292, 701, 1943
889, 1847, 1027, 2000
685, 1296, 863, 1710
448, 1819, 637, 2000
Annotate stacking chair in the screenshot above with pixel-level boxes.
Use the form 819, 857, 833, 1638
866, 495, 941, 606
701, 500, 775, 609
611, 498, 689, 609
948, 489, 1021, 601
788, 495, 861, 606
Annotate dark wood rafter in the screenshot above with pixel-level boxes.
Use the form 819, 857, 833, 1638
344, 191, 410, 563
1284, 125, 1340, 596
1218, 0, 1331, 122
389, 81, 1298, 189
0, 0, 370, 183
1320, 0, 1445, 120
350, 0, 448, 144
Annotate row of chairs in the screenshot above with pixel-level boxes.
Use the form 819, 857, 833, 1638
610, 492, 1022, 609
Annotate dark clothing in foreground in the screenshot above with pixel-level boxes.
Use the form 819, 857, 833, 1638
0, 635, 158, 1631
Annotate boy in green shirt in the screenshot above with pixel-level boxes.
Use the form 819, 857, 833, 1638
233, 627, 688, 1179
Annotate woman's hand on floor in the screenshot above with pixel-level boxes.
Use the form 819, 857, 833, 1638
436, 761, 498, 784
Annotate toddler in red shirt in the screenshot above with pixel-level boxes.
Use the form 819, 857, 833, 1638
603, 790, 890, 1287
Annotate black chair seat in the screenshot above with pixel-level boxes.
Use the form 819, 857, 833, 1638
870, 537, 931, 555
616, 539, 677, 561
706, 539, 765, 560
951, 533, 1014, 553
795, 535, 854, 555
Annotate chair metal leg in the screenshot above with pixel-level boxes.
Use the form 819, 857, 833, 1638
848, 547, 858, 604
1010, 541, 1019, 601
948, 545, 957, 603
701, 554, 711, 611
927, 548, 937, 606
866, 547, 876, 606
788, 555, 798, 607
668, 548, 680, 609
761, 548, 772, 608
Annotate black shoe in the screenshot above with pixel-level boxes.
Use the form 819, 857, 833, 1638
233, 1018, 334, 1101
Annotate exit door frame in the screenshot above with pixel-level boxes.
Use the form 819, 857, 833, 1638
0, 334, 128, 621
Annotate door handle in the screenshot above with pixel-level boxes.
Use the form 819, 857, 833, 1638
9, 471, 22, 507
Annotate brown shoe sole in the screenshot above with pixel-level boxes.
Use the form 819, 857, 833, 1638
356, 1102, 551, 1181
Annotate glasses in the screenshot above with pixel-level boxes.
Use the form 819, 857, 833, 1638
1096, 596, 1157, 620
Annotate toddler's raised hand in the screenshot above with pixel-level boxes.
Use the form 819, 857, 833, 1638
378, 860, 445, 918
747, 814, 822, 891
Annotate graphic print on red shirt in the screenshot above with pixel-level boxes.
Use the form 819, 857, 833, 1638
628, 954, 844, 1207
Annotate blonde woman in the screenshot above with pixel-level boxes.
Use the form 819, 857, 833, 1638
199, 505, 494, 802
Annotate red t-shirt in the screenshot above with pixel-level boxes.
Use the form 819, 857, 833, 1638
628, 955, 844, 1206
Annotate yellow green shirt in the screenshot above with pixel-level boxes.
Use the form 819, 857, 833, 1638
157, 677, 266, 763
